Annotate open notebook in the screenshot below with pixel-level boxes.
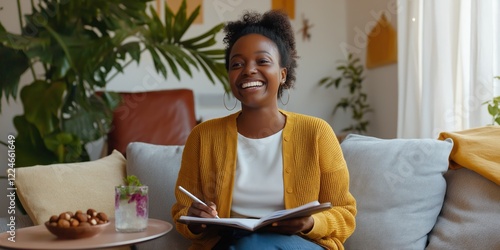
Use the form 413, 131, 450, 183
178, 201, 332, 231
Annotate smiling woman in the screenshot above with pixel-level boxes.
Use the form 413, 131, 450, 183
171, 10, 357, 250
227, 33, 286, 116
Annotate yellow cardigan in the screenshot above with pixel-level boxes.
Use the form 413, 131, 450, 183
172, 110, 357, 250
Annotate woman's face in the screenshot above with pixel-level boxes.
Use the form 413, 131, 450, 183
228, 33, 287, 109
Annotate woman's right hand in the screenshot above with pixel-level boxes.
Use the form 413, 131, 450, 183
187, 201, 218, 234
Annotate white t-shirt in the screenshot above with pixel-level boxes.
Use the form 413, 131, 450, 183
231, 130, 285, 218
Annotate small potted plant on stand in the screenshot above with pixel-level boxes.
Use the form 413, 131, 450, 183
318, 53, 373, 140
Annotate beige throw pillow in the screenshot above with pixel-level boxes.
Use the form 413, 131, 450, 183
15, 150, 126, 225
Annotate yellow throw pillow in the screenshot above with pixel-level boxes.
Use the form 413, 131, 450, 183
14, 150, 126, 225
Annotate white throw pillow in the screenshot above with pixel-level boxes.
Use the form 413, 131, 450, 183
426, 168, 500, 249
341, 134, 453, 250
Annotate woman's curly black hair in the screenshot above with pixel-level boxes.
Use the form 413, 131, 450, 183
223, 10, 298, 98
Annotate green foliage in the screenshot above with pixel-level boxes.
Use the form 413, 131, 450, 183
124, 175, 143, 187
118, 175, 146, 199
0, 0, 228, 166
319, 53, 373, 134
483, 76, 500, 126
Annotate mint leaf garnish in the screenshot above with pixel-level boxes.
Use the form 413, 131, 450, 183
124, 175, 142, 186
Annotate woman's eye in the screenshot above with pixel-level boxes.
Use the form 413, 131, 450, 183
258, 59, 271, 64
231, 62, 242, 69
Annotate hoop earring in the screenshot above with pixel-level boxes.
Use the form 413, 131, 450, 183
279, 88, 290, 106
223, 92, 237, 111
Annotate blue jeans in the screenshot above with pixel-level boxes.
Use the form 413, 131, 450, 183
213, 230, 324, 250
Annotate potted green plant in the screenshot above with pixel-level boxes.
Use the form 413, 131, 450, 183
0, 0, 228, 167
483, 76, 500, 126
318, 53, 373, 134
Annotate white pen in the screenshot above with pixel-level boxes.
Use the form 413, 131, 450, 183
178, 186, 220, 219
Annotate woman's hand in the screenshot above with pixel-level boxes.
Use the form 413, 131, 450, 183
263, 216, 314, 235
187, 201, 218, 234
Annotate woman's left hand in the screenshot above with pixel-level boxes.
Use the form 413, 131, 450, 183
263, 216, 314, 235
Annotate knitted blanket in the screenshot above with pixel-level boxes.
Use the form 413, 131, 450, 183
438, 126, 500, 185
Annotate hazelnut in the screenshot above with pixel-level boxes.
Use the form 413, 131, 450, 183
49, 215, 59, 223
57, 219, 70, 228
89, 218, 97, 225
97, 212, 108, 222
87, 209, 97, 217
79, 221, 91, 227
75, 212, 88, 222
58, 212, 71, 221
70, 218, 80, 227
65, 211, 74, 217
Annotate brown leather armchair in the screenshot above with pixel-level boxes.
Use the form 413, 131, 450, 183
106, 89, 197, 156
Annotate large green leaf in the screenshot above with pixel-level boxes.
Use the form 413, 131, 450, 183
44, 132, 82, 163
172, 0, 188, 42
180, 24, 225, 47
156, 43, 197, 78
0, 45, 29, 109
20, 80, 66, 136
13, 115, 57, 167
146, 6, 167, 43
62, 94, 114, 144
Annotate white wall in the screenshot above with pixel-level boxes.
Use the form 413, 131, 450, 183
345, 0, 398, 139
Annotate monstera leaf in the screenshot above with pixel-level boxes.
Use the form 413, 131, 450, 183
13, 116, 57, 167
20, 81, 66, 136
0, 44, 29, 111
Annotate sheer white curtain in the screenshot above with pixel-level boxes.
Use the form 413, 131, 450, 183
398, 0, 500, 138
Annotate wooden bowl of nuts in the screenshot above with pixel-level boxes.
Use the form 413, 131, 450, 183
44, 209, 110, 239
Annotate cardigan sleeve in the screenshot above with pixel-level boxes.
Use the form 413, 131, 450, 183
171, 126, 219, 243
286, 115, 356, 249
310, 120, 357, 245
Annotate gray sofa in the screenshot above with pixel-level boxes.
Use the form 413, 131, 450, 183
2, 133, 499, 249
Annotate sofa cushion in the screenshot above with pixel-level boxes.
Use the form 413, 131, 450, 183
126, 142, 191, 250
341, 134, 453, 250
426, 168, 500, 249
14, 150, 126, 225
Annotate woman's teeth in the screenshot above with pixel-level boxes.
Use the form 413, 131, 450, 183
241, 81, 263, 89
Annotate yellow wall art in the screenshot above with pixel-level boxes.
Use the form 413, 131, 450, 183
366, 14, 397, 69
272, 0, 295, 19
